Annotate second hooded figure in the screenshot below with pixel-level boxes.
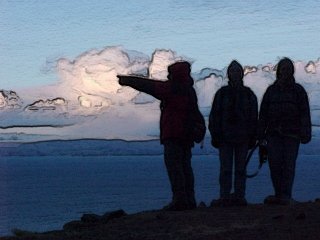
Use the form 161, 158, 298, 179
209, 60, 258, 206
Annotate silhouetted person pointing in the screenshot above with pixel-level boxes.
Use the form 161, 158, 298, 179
118, 61, 203, 211
209, 60, 258, 206
259, 57, 312, 205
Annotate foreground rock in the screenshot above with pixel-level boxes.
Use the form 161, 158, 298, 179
2, 201, 320, 240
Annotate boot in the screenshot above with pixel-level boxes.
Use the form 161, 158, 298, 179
163, 191, 189, 211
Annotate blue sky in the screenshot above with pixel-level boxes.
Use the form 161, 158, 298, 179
1, 0, 320, 89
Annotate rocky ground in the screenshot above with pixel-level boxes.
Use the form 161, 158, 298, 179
2, 200, 320, 240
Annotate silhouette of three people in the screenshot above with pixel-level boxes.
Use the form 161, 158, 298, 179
118, 57, 312, 210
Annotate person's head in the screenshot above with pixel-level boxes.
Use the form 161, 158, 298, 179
276, 57, 295, 83
167, 61, 193, 85
227, 60, 244, 87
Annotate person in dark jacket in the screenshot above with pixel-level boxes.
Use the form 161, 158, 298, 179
209, 60, 258, 206
118, 61, 201, 211
258, 57, 312, 205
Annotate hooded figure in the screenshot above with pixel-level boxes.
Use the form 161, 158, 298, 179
118, 61, 202, 211
209, 60, 258, 206
258, 57, 312, 205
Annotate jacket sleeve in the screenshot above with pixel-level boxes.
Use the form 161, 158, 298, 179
298, 86, 312, 144
118, 75, 168, 100
209, 90, 222, 147
249, 90, 258, 142
257, 88, 270, 141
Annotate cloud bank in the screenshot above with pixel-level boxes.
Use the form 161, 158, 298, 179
0, 46, 319, 142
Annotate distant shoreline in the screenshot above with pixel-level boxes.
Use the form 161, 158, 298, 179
0, 138, 217, 156
1, 137, 318, 156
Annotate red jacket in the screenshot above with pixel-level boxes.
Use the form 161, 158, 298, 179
119, 74, 198, 146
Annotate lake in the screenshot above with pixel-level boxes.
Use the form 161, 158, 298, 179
0, 154, 319, 236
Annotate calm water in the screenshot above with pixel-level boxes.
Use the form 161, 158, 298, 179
0, 154, 320, 236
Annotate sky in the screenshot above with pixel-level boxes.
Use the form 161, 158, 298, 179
1, 0, 320, 89
1, 2, 320, 235
0, 0, 320, 142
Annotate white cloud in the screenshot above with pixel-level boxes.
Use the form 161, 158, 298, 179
0, 47, 319, 143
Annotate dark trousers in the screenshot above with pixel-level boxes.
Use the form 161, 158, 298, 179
267, 134, 300, 199
164, 140, 195, 206
219, 141, 248, 199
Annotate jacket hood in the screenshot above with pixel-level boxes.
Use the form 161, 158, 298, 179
275, 57, 296, 88
276, 57, 294, 79
168, 61, 194, 86
227, 60, 244, 87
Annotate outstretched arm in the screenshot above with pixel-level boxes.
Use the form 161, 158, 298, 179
118, 75, 168, 100
118, 75, 155, 95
